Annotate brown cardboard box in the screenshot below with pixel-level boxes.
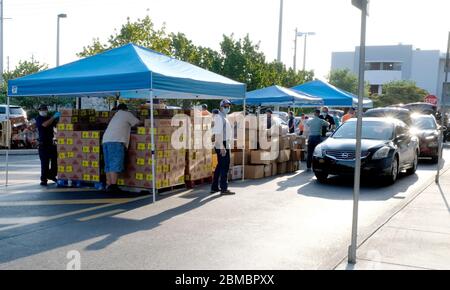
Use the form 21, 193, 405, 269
277, 162, 287, 174
229, 165, 243, 180
233, 150, 251, 165
264, 164, 272, 178
271, 162, 278, 175
277, 149, 291, 163
251, 150, 276, 165
244, 165, 265, 179
291, 149, 302, 161
286, 161, 295, 173
280, 136, 291, 150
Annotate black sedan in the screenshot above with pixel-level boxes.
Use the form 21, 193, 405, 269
312, 118, 419, 185
411, 114, 440, 163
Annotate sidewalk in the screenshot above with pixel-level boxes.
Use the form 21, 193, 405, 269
337, 167, 450, 270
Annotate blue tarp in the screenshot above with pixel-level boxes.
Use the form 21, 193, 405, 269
233, 85, 323, 106
8, 43, 246, 99
291, 80, 373, 108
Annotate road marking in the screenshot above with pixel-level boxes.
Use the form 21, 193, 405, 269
0, 194, 152, 233
0, 199, 135, 206
77, 209, 125, 222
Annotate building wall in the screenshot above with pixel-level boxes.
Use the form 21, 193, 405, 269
411, 50, 441, 95
331, 45, 444, 97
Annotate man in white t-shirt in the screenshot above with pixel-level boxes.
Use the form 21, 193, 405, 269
102, 103, 141, 192
211, 99, 235, 196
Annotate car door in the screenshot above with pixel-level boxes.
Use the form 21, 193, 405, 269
395, 124, 411, 167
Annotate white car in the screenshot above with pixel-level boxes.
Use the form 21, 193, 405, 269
0, 105, 27, 122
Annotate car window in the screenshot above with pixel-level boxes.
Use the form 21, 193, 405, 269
10, 107, 23, 115
333, 121, 394, 140
0, 107, 5, 114
396, 124, 408, 136
413, 117, 437, 130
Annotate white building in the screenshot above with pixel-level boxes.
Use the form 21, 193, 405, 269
331, 44, 449, 98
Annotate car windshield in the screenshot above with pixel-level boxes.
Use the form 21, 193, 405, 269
413, 117, 436, 130
332, 121, 394, 140
10, 107, 23, 115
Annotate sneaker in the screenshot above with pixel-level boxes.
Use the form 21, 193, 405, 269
49, 177, 58, 183
210, 189, 220, 194
220, 190, 236, 196
107, 184, 125, 193
40, 181, 48, 186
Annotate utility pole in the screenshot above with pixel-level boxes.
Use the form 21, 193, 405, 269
277, 0, 284, 62
436, 31, 450, 183
349, 0, 369, 265
293, 28, 298, 71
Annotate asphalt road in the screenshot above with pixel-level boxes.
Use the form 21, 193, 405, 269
0, 149, 448, 269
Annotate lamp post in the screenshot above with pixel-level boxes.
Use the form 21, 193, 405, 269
277, 0, 283, 62
294, 30, 316, 71
349, 0, 368, 265
56, 13, 67, 67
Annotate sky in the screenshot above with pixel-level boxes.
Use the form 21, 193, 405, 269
4, 0, 450, 79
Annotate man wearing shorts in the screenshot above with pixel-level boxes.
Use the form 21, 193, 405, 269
102, 103, 141, 192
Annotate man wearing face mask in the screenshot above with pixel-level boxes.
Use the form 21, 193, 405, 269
35, 104, 60, 186
319, 106, 335, 138
211, 99, 235, 196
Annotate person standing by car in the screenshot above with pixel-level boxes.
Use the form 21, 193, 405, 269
102, 103, 141, 193
341, 107, 355, 124
306, 109, 329, 172
36, 105, 60, 186
319, 106, 335, 137
288, 111, 295, 134
211, 99, 235, 196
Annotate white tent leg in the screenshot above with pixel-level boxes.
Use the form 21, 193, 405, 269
150, 90, 156, 203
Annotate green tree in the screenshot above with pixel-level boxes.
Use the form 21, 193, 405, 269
328, 69, 359, 94
371, 80, 428, 107
78, 16, 172, 57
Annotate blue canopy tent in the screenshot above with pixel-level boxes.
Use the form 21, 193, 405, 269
6, 43, 247, 200
291, 79, 373, 108
232, 85, 323, 107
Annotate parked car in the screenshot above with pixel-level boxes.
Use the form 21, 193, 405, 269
0, 105, 27, 122
364, 107, 413, 126
401, 102, 437, 116
272, 111, 289, 123
410, 114, 441, 163
312, 117, 419, 185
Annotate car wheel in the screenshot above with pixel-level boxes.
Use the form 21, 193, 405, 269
406, 151, 418, 175
314, 172, 328, 183
385, 156, 399, 185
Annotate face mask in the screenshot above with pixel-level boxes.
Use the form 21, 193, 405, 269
223, 108, 230, 114
39, 111, 48, 117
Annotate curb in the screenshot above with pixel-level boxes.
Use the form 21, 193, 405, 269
325, 163, 450, 270
0, 149, 38, 156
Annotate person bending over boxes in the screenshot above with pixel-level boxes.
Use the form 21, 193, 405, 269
102, 103, 142, 192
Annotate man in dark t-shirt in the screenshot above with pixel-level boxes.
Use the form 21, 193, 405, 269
35, 105, 60, 186
319, 106, 336, 137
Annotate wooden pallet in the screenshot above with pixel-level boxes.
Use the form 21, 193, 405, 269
185, 176, 213, 189
118, 183, 186, 195
57, 179, 106, 190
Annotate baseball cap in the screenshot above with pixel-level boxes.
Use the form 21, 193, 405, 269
220, 99, 232, 107
38, 104, 48, 111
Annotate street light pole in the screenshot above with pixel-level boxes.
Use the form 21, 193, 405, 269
294, 31, 316, 71
56, 13, 67, 67
349, 0, 368, 265
277, 0, 284, 62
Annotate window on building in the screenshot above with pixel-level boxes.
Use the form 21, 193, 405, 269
382, 62, 402, 71
370, 85, 380, 95
365, 62, 382, 70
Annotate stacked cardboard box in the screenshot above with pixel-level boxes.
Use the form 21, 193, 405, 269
56, 130, 104, 182
119, 115, 186, 189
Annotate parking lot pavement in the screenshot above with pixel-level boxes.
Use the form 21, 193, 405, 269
0, 151, 448, 269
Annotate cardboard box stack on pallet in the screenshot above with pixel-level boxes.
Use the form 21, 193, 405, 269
185, 112, 213, 184
226, 112, 305, 180
118, 108, 186, 190
56, 109, 113, 182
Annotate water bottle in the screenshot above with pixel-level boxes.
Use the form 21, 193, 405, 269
68, 180, 72, 187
